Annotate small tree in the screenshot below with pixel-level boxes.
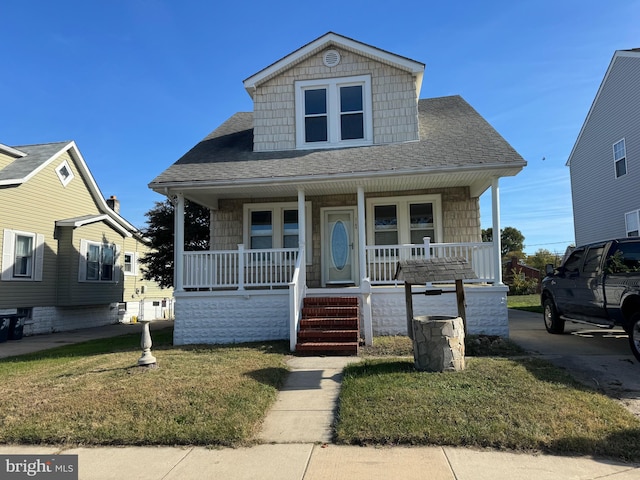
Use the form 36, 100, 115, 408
527, 248, 560, 271
139, 199, 210, 289
481, 226, 525, 257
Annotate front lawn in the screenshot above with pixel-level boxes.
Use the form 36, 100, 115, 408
508, 293, 543, 313
0, 330, 289, 446
336, 356, 640, 460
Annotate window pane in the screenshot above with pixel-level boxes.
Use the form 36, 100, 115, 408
124, 254, 133, 273
374, 205, 397, 231
616, 158, 627, 177
304, 89, 326, 115
283, 210, 299, 248
251, 236, 273, 249
411, 229, 435, 244
251, 211, 272, 236
410, 203, 433, 227
340, 85, 362, 112
583, 246, 604, 274
614, 140, 626, 160
375, 231, 399, 245
341, 113, 363, 140
305, 116, 327, 142
87, 244, 100, 280
251, 211, 272, 249
14, 235, 33, 277
626, 211, 639, 236
102, 246, 114, 281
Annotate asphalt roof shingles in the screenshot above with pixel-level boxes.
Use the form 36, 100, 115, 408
150, 95, 526, 187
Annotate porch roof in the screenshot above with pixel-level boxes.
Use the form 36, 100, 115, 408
394, 258, 478, 284
149, 96, 526, 206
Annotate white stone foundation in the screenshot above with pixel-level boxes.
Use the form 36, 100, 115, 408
24, 305, 120, 336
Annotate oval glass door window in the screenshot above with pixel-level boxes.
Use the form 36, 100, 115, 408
331, 220, 349, 271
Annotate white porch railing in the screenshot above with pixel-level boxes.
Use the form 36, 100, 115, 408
288, 246, 306, 351
183, 244, 298, 290
183, 241, 495, 290
365, 241, 495, 284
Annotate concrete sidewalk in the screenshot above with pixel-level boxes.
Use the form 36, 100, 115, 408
2, 314, 640, 479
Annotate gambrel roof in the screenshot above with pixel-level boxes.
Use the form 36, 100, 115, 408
149, 95, 526, 200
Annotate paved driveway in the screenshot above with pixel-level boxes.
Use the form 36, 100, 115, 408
509, 309, 640, 417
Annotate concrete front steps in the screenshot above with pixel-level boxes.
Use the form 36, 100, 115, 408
295, 297, 360, 356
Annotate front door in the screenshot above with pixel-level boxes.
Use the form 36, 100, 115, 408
322, 208, 358, 286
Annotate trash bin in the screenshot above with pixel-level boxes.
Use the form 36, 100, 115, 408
8, 315, 25, 340
0, 316, 10, 343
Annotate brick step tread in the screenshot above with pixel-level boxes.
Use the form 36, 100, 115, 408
303, 297, 359, 306
295, 342, 359, 354
302, 307, 359, 317
297, 330, 360, 341
300, 318, 359, 329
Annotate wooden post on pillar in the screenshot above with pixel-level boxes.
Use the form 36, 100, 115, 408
405, 281, 414, 340
455, 278, 467, 336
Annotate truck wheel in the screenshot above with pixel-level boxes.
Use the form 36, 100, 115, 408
543, 298, 565, 334
628, 313, 640, 362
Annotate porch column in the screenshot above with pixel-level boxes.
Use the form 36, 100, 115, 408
491, 178, 503, 285
357, 186, 367, 282
297, 189, 306, 257
174, 192, 185, 292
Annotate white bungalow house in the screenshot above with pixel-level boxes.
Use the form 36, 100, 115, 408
148, 32, 526, 353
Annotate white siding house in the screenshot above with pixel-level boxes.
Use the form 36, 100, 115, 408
568, 49, 640, 246
148, 32, 527, 351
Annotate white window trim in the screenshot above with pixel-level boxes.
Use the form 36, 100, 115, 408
1, 229, 44, 282
613, 138, 627, 179
123, 252, 138, 276
243, 201, 312, 264
78, 239, 120, 283
625, 209, 640, 237
366, 194, 443, 245
295, 75, 373, 149
55, 159, 75, 187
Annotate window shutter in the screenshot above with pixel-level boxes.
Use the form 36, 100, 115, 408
78, 239, 88, 282
2, 229, 15, 281
34, 234, 45, 281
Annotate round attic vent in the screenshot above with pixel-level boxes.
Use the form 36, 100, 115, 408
323, 49, 341, 67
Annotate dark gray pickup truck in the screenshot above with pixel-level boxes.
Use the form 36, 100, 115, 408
541, 238, 640, 361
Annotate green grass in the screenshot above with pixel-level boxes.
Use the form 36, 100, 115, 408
0, 331, 289, 446
336, 357, 640, 460
508, 294, 543, 313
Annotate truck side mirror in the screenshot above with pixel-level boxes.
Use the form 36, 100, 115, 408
545, 264, 555, 276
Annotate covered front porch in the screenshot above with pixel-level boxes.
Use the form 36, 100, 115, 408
169, 180, 508, 350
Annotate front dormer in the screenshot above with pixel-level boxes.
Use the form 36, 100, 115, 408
243, 32, 425, 153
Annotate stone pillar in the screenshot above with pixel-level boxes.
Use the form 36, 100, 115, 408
412, 315, 465, 372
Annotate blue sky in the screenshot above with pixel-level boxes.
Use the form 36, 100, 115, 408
2, 0, 639, 254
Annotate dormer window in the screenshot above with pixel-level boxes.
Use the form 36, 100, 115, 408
295, 75, 372, 149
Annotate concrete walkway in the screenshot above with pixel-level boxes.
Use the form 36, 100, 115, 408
2, 315, 640, 479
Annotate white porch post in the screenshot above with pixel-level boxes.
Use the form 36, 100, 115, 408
491, 178, 504, 285
174, 192, 185, 292
357, 186, 367, 282
298, 189, 306, 268
357, 186, 373, 346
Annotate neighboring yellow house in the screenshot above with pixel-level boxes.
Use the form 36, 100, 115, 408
0, 141, 172, 336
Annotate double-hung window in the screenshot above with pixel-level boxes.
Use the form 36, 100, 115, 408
626, 210, 640, 237
367, 195, 442, 248
1, 229, 44, 281
614, 139, 627, 178
79, 240, 118, 282
123, 252, 137, 275
244, 202, 311, 263
296, 75, 372, 148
